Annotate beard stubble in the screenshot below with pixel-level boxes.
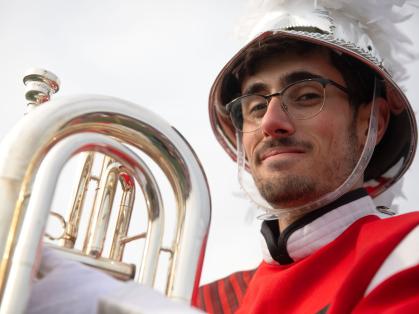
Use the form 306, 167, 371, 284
252, 119, 360, 208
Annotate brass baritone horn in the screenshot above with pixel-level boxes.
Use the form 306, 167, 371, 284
28, 70, 150, 277
0, 69, 211, 313
26, 69, 165, 284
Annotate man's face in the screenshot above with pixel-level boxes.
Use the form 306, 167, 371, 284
241, 50, 366, 208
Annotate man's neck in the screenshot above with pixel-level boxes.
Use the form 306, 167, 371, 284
261, 188, 374, 265
276, 184, 365, 232
278, 212, 305, 232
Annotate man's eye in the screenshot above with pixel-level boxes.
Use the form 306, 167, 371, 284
297, 93, 321, 100
248, 103, 267, 115
293, 92, 322, 106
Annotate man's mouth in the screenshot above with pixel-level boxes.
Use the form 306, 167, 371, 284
259, 147, 305, 161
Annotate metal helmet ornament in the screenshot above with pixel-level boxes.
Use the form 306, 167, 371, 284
208, 0, 417, 218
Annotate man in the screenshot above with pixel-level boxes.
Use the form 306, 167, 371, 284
197, 0, 419, 313
25, 1, 419, 313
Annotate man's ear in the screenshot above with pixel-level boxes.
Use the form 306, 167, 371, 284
357, 97, 390, 144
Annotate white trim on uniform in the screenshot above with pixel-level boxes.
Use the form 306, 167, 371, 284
365, 225, 419, 295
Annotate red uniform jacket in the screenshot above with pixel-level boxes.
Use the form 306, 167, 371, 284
237, 213, 419, 313
197, 197, 419, 313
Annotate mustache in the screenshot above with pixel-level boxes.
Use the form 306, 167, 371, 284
254, 137, 313, 160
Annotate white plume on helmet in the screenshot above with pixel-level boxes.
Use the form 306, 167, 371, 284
235, 0, 417, 82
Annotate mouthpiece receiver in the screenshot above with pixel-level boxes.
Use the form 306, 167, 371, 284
23, 68, 60, 110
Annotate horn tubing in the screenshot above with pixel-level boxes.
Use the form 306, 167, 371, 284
63, 151, 95, 248
1, 133, 164, 313
0, 95, 211, 313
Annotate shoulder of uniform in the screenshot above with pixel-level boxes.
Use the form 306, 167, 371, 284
360, 211, 419, 234
365, 223, 419, 295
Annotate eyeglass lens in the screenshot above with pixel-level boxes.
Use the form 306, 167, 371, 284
229, 80, 326, 132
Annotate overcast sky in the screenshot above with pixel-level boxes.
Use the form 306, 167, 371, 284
1, 0, 418, 285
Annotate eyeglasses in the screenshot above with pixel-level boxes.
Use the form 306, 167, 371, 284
226, 78, 349, 133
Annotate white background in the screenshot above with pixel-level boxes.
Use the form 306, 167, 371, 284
0, 0, 418, 285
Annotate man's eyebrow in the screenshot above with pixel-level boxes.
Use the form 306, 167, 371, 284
242, 82, 269, 95
242, 71, 324, 95
281, 71, 323, 86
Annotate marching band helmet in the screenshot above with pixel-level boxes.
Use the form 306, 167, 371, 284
208, 0, 417, 211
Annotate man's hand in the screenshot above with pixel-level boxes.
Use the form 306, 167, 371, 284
27, 247, 124, 314
27, 247, 204, 314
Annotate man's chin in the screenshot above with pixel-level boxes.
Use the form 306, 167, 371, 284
255, 174, 317, 208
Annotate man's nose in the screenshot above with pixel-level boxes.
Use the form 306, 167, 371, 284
260, 97, 296, 138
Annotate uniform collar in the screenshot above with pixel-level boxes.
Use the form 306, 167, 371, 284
260, 188, 379, 265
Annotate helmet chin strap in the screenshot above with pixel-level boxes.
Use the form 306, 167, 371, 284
237, 78, 380, 221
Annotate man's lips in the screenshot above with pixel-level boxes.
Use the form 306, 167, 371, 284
259, 147, 305, 161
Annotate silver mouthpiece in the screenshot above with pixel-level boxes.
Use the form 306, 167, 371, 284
23, 68, 60, 110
